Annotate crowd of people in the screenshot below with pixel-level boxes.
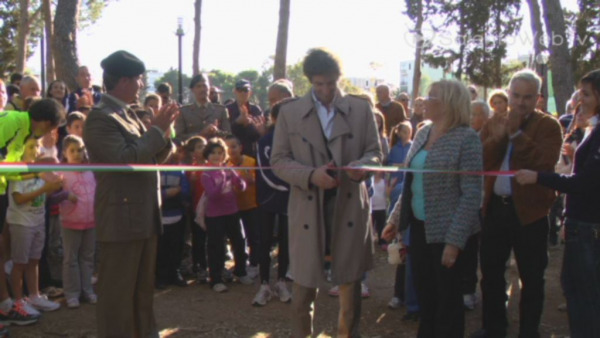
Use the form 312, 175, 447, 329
0, 46, 598, 338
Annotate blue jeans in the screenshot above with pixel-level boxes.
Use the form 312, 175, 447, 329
562, 218, 600, 338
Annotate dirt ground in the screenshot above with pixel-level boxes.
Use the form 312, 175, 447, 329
12, 246, 569, 338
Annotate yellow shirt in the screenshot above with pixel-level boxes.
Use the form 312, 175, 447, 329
228, 155, 257, 211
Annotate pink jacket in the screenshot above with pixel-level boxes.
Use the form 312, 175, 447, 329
59, 171, 96, 230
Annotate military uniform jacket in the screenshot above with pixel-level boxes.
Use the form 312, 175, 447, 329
84, 94, 174, 242
174, 102, 230, 141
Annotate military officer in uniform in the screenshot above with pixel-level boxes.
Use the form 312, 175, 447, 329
175, 74, 230, 141
84, 50, 178, 338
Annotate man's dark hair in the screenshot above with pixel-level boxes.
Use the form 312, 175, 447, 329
303, 48, 342, 81
157, 83, 172, 94
29, 98, 66, 126
224, 134, 241, 145
6, 84, 20, 98
189, 74, 209, 89
103, 73, 121, 91
66, 111, 86, 127
581, 69, 600, 116
10, 73, 23, 84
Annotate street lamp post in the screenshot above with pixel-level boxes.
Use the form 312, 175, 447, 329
176, 17, 185, 104
535, 51, 550, 112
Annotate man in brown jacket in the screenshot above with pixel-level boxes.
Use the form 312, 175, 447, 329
84, 51, 178, 338
375, 84, 407, 135
271, 48, 382, 338
472, 69, 562, 338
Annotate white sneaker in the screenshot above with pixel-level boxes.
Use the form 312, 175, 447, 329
212, 283, 228, 293
16, 299, 40, 316
328, 285, 339, 297
0, 298, 13, 313
252, 284, 272, 306
66, 298, 80, 309
28, 294, 60, 312
388, 296, 402, 309
3, 261, 12, 276
463, 293, 477, 311
197, 269, 208, 283
235, 274, 254, 285
84, 293, 97, 304
273, 280, 291, 303
361, 283, 370, 298
246, 265, 259, 279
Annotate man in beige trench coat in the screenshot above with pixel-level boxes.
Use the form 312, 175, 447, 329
271, 48, 382, 338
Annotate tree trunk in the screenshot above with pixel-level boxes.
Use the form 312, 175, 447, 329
526, 0, 546, 103
411, 0, 423, 104
42, 0, 55, 82
53, 0, 80, 91
455, 4, 467, 79
526, 0, 545, 58
273, 0, 290, 80
192, 0, 202, 76
541, 0, 575, 115
16, 0, 30, 73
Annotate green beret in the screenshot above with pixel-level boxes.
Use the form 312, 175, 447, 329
101, 50, 145, 78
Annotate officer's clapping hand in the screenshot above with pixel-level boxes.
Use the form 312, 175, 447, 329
152, 103, 180, 138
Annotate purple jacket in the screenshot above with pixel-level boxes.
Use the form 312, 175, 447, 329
201, 168, 246, 218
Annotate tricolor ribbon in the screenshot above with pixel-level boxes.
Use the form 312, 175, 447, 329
0, 163, 516, 177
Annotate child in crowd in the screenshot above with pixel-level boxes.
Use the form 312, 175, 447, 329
387, 121, 413, 213
225, 135, 260, 279
39, 128, 58, 159
156, 142, 191, 289
58, 135, 97, 308
374, 110, 390, 161
40, 128, 64, 290
386, 121, 420, 320
143, 94, 161, 114
253, 99, 291, 306
134, 109, 153, 131
65, 112, 86, 139
184, 136, 209, 282
7, 138, 62, 316
200, 138, 252, 292
371, 172, 388, 249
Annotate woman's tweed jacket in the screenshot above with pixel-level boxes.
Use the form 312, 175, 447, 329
387, 123, 483, 249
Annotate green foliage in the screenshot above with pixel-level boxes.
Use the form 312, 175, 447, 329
154, 67, 192, 102
339, 78, 365, 96
79, 0, 112, 29
0, 0, 43, 78
0, 0, 112, 79
570, 0, 600, 80
208, 69, 236, 103
286, 60, 310, 97
419, 0, 521, 88
0, 1, 20, 78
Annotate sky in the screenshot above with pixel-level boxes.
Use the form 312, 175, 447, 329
26, 0, 580, 88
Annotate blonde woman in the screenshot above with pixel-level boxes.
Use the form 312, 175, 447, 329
383, 80, 482, 337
